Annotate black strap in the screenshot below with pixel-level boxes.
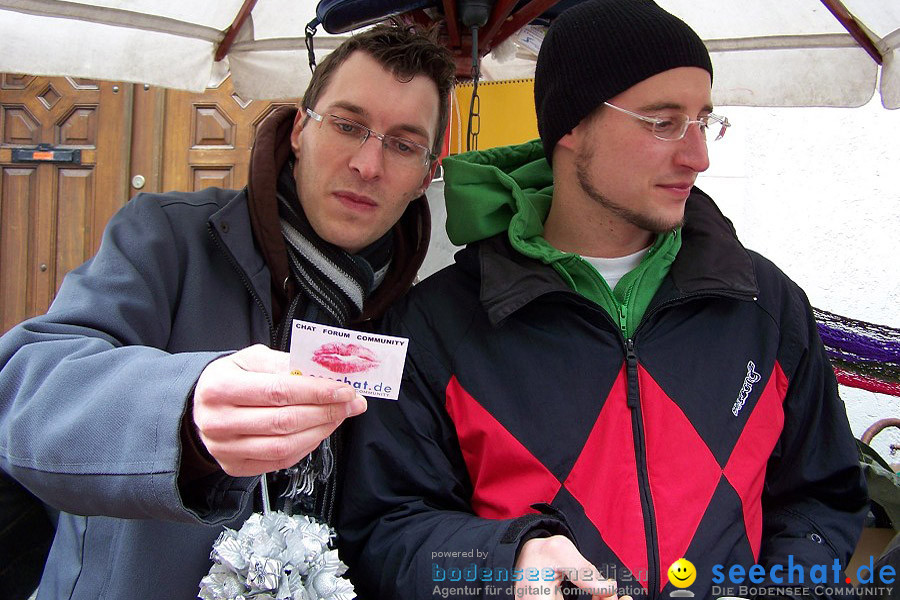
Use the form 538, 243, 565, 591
305, 18, 319, 72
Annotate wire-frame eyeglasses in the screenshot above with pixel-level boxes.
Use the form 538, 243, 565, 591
602, 102, 731, 141
305, 108, 436, 168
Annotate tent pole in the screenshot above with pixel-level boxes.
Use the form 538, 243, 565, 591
820, 0, 883, 64
215, 0, 259, 61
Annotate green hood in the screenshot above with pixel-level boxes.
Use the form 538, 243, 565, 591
444, 139, 553, 250
442, 139, 681, 338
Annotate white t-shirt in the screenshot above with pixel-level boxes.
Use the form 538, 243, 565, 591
583, 246, 651, 292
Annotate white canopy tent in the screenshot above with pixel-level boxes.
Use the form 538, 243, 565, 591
0, 0, 898, 108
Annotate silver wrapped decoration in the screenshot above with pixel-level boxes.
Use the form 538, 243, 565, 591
199, 506, 355, 600
247, 556, 282, 592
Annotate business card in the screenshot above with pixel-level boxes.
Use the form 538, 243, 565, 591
288, 320, 408, 400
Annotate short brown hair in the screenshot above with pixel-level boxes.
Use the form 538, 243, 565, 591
302, 24, 455, 157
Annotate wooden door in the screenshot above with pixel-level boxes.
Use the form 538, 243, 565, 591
0, 75, 130, 333
0, 73, 288, 335
162, 79, 294, 192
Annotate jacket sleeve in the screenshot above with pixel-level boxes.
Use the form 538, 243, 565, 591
337, 308, 571, 600
0, 195, 254, 524
756, 286, 867, 596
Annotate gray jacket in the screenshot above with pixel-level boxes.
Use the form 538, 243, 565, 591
0, 188, 267, 599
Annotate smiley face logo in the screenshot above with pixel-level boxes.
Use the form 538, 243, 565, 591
667, 558, 696, 588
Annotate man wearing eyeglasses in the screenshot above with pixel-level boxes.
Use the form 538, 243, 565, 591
338, 2, 866, 600
0, 25, 454, 600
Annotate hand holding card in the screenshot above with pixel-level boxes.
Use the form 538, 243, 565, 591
192, 344, 367, 477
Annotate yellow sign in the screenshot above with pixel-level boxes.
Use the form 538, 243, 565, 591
449, 79, 538, 153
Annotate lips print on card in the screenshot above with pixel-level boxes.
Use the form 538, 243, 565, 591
288, 320, 409, 400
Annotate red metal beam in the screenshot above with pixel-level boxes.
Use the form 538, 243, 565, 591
214, 0, 258, 62
820, 0, 883, 65
478, 0, 519, 53
492, 0, 559, 51
454, 53, 476, 79
442, 0, 461, 49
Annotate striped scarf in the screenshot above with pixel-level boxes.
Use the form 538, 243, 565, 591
275, 157, 392, 346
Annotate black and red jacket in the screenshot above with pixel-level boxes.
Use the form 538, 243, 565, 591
338, 191, 867, 599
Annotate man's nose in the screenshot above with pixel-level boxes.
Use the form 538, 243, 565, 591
675, 123, 710, 173
348, 134, 385, 180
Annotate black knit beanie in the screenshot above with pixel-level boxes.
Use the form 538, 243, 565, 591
534, 0, 713, 164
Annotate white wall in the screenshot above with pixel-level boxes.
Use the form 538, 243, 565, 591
421, 97, 899, 462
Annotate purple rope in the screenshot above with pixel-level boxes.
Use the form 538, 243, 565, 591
817, 324, 900, 364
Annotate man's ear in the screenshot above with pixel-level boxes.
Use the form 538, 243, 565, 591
550, 128, 583, 167
415, 160, 439, 197
555, 130, 578, 152
290, 108, 306, 153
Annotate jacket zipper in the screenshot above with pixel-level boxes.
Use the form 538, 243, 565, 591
209, 221, 288, 514
570, 292, 662, 596
624, 337, 661, 597
617, 304, 628, 338
617, 273, 635, 339
547, 294, 662, 595
207, 222, 276, 344
624, 289, 756, 598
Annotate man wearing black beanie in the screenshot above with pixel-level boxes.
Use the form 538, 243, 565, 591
338, 2, 867, 599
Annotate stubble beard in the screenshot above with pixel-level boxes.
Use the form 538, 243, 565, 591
575, 148, 685, 235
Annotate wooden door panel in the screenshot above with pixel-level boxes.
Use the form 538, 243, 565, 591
58, 106, 99, 146
163, 79, 293, 192
193, 168, 234, 191
2, 105, 41, 145
0, 167, 36, 333
55, 168, 95, 287
0, 75, 129, 334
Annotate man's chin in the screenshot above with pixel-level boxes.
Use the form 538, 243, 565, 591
627, 210, 685, 235
647, 197, 688, 233
650, 216, 685, 234
316, 227, 363, 254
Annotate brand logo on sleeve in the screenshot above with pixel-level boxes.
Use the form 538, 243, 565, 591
732, 360, 761, 416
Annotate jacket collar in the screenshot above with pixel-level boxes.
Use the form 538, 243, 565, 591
671, 188, 758, 297
474, 188, 759, 327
